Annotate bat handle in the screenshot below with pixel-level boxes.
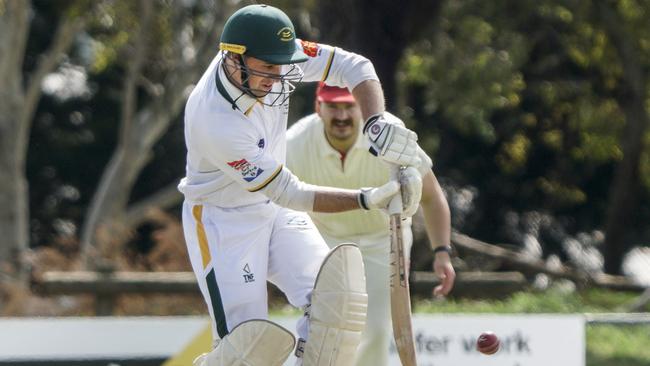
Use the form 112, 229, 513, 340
388, 165, 402, 216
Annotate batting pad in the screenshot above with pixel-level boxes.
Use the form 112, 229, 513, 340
302, 244, 368, 366
194, 319, 295, 366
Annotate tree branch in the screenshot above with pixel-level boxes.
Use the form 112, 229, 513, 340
124, 182, 183, 228
451, 232, 590, 282
118, 0, 153, 145
132, 0, 228, 148
21, 16, 86, 132
0, 0, 29, 84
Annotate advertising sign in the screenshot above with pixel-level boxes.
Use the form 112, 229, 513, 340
274, 314, 585, 366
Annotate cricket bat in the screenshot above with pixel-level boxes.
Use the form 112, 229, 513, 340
389, 183, 417, 366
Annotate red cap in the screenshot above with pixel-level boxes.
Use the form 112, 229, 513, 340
316, 82, 355, 103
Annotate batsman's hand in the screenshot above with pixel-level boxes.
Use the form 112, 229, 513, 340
358, 181, 400, 210
399, 166, 422, 217
364, 114, 420, 167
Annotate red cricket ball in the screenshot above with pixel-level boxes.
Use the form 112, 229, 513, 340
476, 331, 500, 355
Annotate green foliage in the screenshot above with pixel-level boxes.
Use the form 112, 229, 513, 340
87, 2, 139, 73
395, 0, 650, 246
86, 1, 180, 75
400, 9, 527, 144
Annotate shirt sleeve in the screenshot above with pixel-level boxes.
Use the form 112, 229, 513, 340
297, 39, 379, 90
195, 115, 283, 192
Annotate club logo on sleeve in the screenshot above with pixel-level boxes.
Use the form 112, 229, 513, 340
227, 159, 265, 182
300, 40, 319, 57
257, 138, 265, 148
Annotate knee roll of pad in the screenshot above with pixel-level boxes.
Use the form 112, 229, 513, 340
195, 319, 295, 366
302, 243, 369, 366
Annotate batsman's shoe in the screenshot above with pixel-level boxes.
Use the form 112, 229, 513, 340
300, 243, 368, 366
194, 319, 295, 366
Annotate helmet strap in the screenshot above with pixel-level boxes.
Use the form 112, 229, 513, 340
238, 54, 253, 94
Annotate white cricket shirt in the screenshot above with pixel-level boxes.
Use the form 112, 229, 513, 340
178, 41, 379, 208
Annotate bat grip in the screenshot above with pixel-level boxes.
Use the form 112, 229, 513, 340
388, 165, 402, 215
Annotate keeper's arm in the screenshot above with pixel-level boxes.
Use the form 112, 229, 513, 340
420, 170, 455, 296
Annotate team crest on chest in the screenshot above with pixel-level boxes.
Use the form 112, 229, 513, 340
227, 159, 264, 182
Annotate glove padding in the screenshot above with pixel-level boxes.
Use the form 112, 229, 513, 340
399, 166, 422, 217
364, 114, 420, 167
358, 181, 399, 210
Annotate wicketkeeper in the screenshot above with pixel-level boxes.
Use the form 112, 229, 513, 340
287, 83, 455, 365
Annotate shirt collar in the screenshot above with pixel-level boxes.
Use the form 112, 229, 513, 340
314, 115, 368, 158
215, 53, 259, 115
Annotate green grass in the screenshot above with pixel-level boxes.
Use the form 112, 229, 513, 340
587, 324, 650, 366
413, 287, 639, 313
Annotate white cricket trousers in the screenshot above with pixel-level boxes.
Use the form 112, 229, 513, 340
182, 200, 329, 343
321, 227, 413, 366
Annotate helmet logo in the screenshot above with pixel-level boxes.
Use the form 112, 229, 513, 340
277, 27, 294, 42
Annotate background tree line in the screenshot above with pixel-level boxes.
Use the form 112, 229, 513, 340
1, 0, 648, 290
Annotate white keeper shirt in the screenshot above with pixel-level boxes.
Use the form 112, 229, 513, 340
178, 40, 379, 208
286, 113, 433, 245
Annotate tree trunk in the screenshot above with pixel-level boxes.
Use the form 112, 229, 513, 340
79, 1, 228, 265
0, 1, 29, 279
79, 143, 151, 262
0, 1, 89, 283
603, 101, 646, 274
0, 109, 29, 274
597, 2, 649, 275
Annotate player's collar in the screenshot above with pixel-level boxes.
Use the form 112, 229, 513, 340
317, 116, 367, 158
216, 55, 259, 115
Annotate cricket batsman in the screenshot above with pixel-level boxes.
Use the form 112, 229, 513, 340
178, 4, 423, 365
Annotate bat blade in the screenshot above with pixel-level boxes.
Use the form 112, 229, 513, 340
390, 212, 417, 366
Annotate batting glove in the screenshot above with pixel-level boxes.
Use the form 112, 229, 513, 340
358, 181, 400, 210
363, 114, 420, 167
399, 166, 422, 217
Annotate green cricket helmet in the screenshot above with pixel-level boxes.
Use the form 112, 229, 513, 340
220, 4, 308, 65
219, 5, 307, 106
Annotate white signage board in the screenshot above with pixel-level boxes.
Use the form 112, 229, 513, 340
0, 314, 584, 365
274, 314, 585, 366
0, 316, 206, 360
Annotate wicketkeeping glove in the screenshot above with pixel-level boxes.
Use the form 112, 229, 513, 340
363, 114, 420, 167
